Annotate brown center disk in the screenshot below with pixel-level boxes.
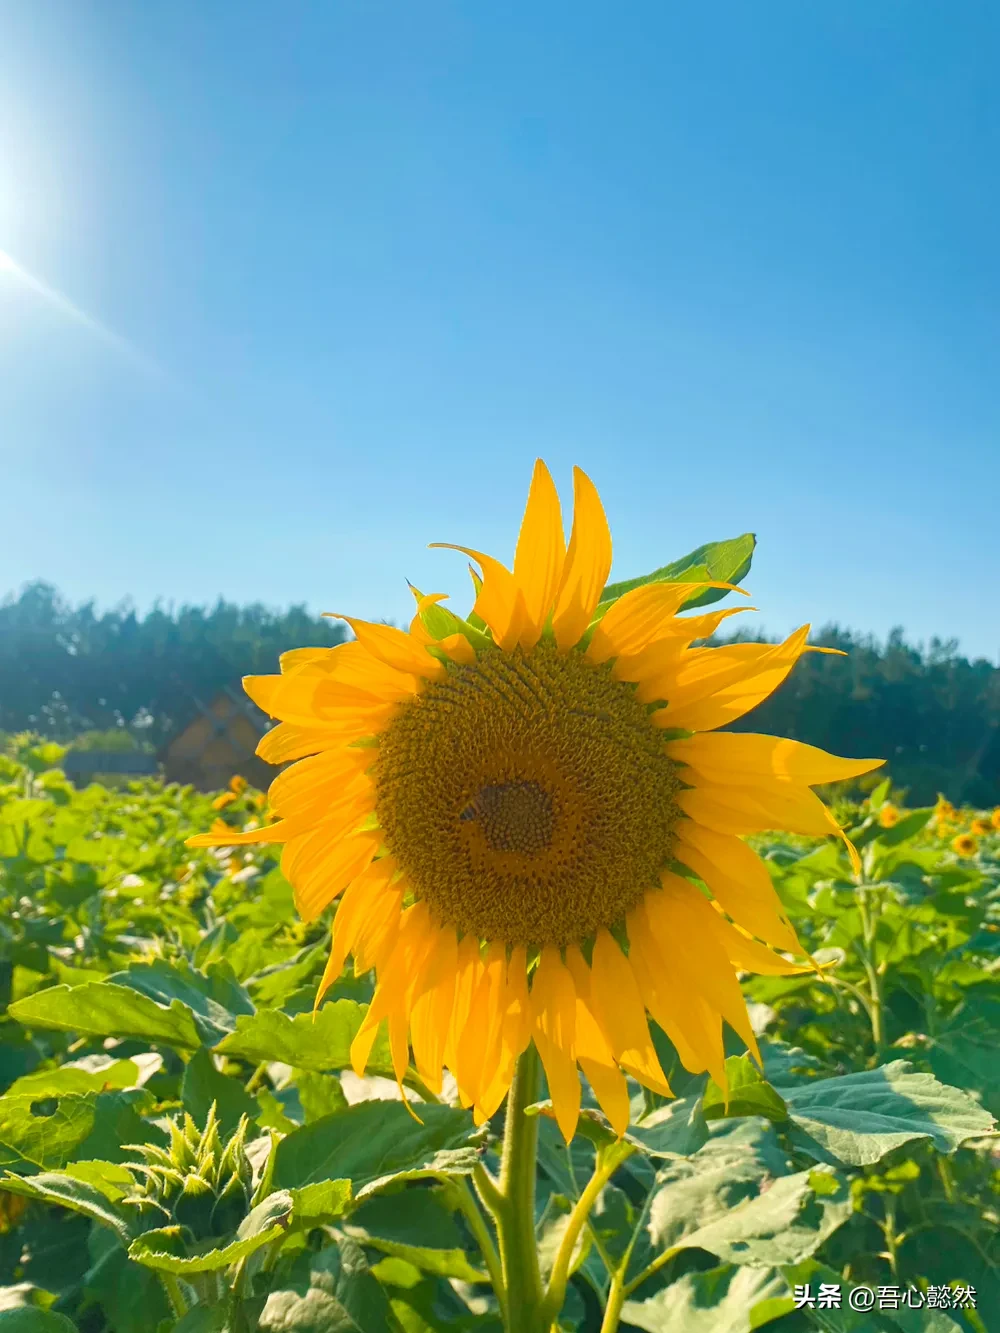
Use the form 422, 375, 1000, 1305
373, 640, 682, 948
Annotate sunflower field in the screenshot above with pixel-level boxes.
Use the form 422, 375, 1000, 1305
0, 739, 997, 1333
2, 465, 999, 1333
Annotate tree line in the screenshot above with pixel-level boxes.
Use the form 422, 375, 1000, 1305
1, 582, 997, 805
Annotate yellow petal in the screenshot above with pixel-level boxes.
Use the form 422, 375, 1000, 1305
530, 947, 581, 1144
563, 948, 634, 1138
429, 543, 519, 647
626, 909, 725, 1087
186, 819, 299, 848
648, 875, 761, 1064
266, 748, 373, 818
476, 947, 532, 1120
444, 936, 483, 1104
588, 582, 750, 665
512, 459, 566, 650
652, 627, 816, 732
458, 945, 506, 1113
256, 723, 352, 765
244, 674, 400, 730
673, 822, 800, 952
677, 780, 843, 841
410, 930, 459, 1094
708, 904, 813, 976
551, 467, 613, 652
669, 733, 884, 786
314, 861, 402, 1008
588, 931, 672, 1096
329, 617, 446, 681
282, 828, 381, 923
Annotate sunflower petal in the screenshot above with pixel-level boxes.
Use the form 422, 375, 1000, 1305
330, 617, 446, 681
511, 459, 566, 650
530, 947, 581, 1143
669, 733, 884, 786
588, 582, 750, 664
648, 875, 761, 1064
589, 930, 672, 1096
551, 467, 613, 651
674, 823, 800, 952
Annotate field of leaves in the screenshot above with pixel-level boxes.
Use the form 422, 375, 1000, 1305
0, 736, 998, 1333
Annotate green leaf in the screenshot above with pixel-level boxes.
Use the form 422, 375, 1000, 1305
0, 1311, 81, 1333
181, 1048, 256, 1138
783, 1061, 997, 1166
8, 983, 202, 1051
628, 1120, 792, 1286
5, 1059, 141, 1099
874, 809, 933, 847
109, 959, 254, 1046
658, 1167, 851, 1268
127, 1189, 293, 1274
0, 1089, 159, 1171
270, 1101, 485, 1200
345, 1188, 487, 1282
259, 1238, 396, 1332
621, 1263, 790, 1332
81, 1238, 172, 1333
597, 533, 756, 614
286, 1179, 353, 1228
0, 1171, 132, 1244
628, 1095, 710, 1158
928, 992, 1000, 1116
214, 1001, 391, 1075
702, 1057, 788, 1123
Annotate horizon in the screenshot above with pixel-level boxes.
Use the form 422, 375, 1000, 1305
2, 2, 997, 663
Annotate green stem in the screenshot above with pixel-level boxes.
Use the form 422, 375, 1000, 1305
159, 1272, 188, 1319
600, 1271, 627, 1333
480, 1045, 547, 1333
448, 1177, 507, 1325
245, 1060, 270, 1094
542, 1140, 634, 1326
856, 889, 885, 1060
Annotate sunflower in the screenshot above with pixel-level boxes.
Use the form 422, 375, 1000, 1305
952, 833, 978, 858
989, 806, 1000, 831
189, 462, 882, 1142
878, 803, 901, 828
970, 817, 991, 837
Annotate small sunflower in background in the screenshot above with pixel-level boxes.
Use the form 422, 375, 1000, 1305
990, 807, 1000, 831
952, 833, 978, 858
878, 803, 901, 828
212, 791, 239, 811
190, 461, 882, 1141
970, 817, 991, 837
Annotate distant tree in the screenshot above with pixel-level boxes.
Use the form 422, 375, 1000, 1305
0, 582, 347, 747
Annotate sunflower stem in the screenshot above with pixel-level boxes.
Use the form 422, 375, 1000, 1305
541, 1139, 634, 1327
491, 1044, 547, 1333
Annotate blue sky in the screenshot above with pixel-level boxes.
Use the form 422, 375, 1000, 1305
2, 1, 997, 661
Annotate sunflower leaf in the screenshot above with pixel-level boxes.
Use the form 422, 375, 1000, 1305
621, 1263, 791, 1332
596, 533, 756, 614
213, 1001, 392, 1075
8, 983, 203, 1051
702, 1056, 788, 1124
269, 1101, 486, 1200
782, 1060, 997, 1166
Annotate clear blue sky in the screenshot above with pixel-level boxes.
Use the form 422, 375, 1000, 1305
2, 1, 997, 661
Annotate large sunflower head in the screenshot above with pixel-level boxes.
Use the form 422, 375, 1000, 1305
189, 462, 882, 1142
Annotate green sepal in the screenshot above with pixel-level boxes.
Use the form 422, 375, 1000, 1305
407, 582, 493, 655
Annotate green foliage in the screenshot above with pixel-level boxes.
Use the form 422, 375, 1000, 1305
0, 753, 997, 1332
